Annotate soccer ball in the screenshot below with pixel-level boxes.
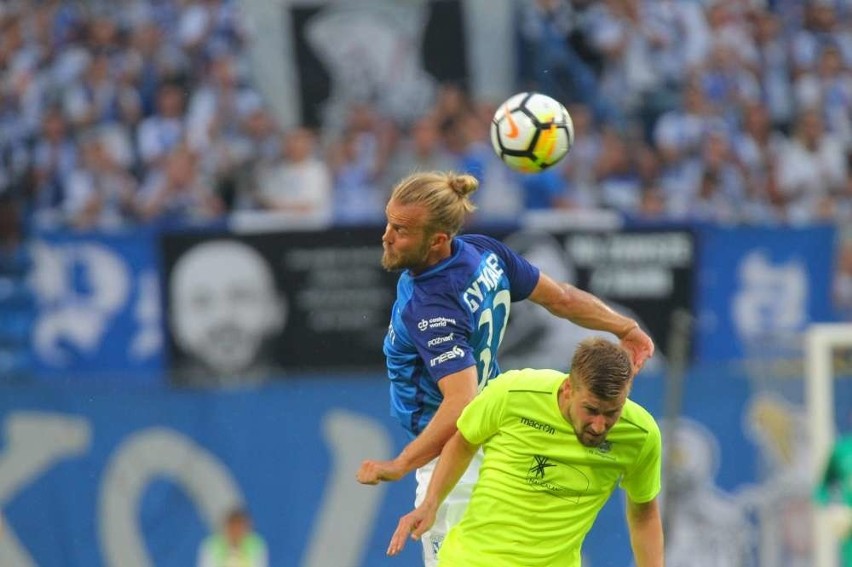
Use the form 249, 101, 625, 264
490, 92, 574, 173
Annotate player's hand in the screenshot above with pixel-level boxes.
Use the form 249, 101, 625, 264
387, 504, 437, 556
619, 325, 654, 375
356, 459, 404, 485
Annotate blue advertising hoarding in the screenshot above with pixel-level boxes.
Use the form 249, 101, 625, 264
28, 230, 163, 382
25, 224, 841, 382
696, 225, 837, 362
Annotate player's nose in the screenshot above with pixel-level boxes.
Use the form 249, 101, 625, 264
589, 416, 607, 435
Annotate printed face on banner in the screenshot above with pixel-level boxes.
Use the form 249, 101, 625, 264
170, 240, 286, 379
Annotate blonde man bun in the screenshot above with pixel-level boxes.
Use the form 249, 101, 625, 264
389, 171, 478, 237
447, 173, 479, 198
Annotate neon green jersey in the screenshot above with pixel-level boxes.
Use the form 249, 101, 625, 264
438, 369, 662, 567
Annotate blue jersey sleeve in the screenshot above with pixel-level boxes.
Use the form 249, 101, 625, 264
459, 235, 540, 301
401, 288, 477, 382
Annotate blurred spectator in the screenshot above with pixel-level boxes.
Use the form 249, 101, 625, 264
328, 128, 385, 226
125, 20, 190, 114
733, 102, 787, 223
197, 507, 268, 567
794, 43, 852, 150
696, 38, 761, 128
519, 169, 569, 211
791, 2, 852, 79
136, 145, 223, 224
432, 82, 473, 127
0, 88, 34, 208
63, 51, 142, 130
327, 102, 397, 225
584, 0, 669, 123
341, 101, 395, 183
635, 181, 668, 222
228, 106, 281, 209
63, 131, 138, 230
655, 0, 711, 83
31, 108, 75, 215
186, 52, 260, 153
516, 0, 619, 125
681, 130, 746, 224
137, 82, 187, 169
0, 196, 22, 256
383, 114, 456, 188
445, 111, 523, 220
561, 103, 602, 208
775, 109, 848, 224
653, 80, 722, 169
593, 126, 642, 215
254, 127, 332, 222
179, 0, 244, 59
744, 9, 794, 130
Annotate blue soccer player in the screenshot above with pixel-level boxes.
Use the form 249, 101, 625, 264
356, 171, 654, 566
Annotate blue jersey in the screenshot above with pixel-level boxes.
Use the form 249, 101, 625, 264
383, 234, 540, 438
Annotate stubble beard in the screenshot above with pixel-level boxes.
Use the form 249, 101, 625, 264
381, 241, 431, 273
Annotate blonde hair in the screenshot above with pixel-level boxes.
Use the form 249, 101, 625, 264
570, 337, 632, 400
389, 171, 478, 237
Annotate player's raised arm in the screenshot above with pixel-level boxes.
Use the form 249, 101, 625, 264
527, 272, 654, 373
387, 430, 480, 556
356, 365, 478, 485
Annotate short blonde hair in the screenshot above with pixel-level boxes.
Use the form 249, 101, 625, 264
389, 171, 479, 237
570, 338, 632, 400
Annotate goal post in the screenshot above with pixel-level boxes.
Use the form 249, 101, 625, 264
806, 323, 852, 567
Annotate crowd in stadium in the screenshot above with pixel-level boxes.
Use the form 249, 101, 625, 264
0, 0, 849, 237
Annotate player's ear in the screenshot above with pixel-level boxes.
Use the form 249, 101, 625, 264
430, 231, 450, 248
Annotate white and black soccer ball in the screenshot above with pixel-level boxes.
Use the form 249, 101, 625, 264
490, 92, 574, 173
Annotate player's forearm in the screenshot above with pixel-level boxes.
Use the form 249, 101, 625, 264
532, 276, 637, 338
627, 499, 664, 567
395, 395, 470, 474
421, 431, 478, 510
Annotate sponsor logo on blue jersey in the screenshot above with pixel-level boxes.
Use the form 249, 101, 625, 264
429, 345, 464, 367
427, 332, 454, 347
417, 316, 457, 331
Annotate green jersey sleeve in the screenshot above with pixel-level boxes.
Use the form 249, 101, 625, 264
815, 435, 852, 507
620, 415, 662, 504
456, 372, 513, 445
815, 447, 839, 505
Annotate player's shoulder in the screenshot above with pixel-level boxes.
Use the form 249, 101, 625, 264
457, 233, 520, 261
489, 368, 564, 394
618, 399, 661, 440
457, 233, 504, 251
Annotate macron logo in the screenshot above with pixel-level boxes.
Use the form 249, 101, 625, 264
430, 346, 464, 367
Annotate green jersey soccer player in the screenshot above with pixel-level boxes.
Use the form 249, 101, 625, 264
388, 338, 664, 566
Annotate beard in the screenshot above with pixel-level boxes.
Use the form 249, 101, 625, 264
381, 240, 432, 272
577, 430, 607, 448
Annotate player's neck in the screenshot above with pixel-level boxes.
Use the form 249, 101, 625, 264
419, 241, 453, 272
